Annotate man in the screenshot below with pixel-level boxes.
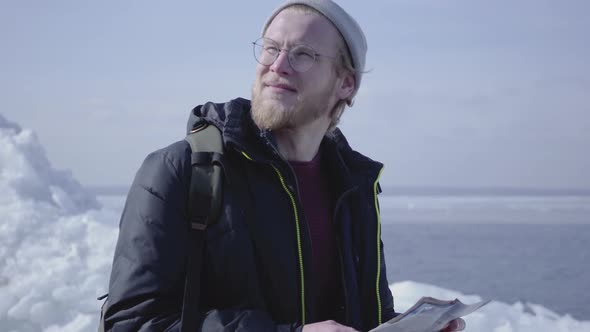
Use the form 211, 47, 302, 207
105, 1, 465, 331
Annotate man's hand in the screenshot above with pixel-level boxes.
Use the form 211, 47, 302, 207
439, 318, 466, 332
302, 320, 359, 332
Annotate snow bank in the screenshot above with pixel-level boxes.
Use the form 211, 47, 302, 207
392, 281, 590, 331
1, 114, 116, 332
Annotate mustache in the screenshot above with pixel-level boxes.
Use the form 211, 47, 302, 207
259, 75, 298, 91
263, 80, 298, 92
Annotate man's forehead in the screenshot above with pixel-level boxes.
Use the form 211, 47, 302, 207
263, 9, 339, 47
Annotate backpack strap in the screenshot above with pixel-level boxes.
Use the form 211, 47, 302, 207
97, 122, 224, 332
181, 122, 224, 332
185, 122, 224, 230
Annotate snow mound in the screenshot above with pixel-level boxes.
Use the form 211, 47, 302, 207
0, 114, 99, 214
392, 281, 590, 332
1, 114, 116, 331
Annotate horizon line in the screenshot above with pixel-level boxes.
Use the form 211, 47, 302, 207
87, 184, 590, 197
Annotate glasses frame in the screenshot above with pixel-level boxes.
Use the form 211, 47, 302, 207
252, 37, 338, 73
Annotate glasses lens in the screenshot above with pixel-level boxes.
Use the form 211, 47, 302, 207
253, 38, 278, 66
288, 45, 316, 72
252, 38, 317, 73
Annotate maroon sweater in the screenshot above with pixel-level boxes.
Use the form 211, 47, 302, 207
289, 151, 343, 322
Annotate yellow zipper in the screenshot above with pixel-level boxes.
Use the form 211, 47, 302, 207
271, 165, 306, 325
373, 166, 385, 325
241, 151, 306, 325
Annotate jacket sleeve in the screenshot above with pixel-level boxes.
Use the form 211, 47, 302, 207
105, 147, 301, 332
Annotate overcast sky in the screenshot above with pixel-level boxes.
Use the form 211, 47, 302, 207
1, 0, 589, 189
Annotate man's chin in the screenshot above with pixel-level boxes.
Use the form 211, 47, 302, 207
251, 103, 293, 131
261, 91, 296, 104
257, 98, 296, 113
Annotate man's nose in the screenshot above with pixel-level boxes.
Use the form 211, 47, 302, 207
269, 50, 293, 75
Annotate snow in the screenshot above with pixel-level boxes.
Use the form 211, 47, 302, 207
1, 113, 589, 331
391, 281, 590, 332
1, 114, 116, 332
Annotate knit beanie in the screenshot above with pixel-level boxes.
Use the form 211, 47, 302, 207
262, 0, 367, 102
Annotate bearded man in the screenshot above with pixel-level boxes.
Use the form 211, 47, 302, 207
105, 1, 465, 331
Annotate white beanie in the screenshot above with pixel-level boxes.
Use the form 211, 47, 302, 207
262, 0, 367, 102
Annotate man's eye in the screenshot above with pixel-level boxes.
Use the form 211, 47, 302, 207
292, 49, 314, 60
264, 46, 279, 54
296, 51, 313, 58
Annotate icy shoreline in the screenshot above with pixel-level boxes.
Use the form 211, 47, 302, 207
2, 114, 589, 331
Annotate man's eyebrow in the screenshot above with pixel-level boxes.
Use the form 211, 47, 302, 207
263, 35, 317, 48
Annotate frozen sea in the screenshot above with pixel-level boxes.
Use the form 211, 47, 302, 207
2, 113, 590, 331
382, 222, 590, 321
379, 195, 590, 321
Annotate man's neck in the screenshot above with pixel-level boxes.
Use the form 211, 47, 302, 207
274, 118, 330, 162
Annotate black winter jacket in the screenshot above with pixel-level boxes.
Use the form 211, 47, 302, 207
105, 98, 396, 331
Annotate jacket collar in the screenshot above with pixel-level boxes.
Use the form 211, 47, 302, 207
187, 98, 384, 187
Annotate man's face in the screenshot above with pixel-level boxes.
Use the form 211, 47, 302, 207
251, 8, 344, 131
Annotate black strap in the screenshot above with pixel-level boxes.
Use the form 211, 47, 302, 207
181, 228, 206, 332
180, 124, 224, 332
191, 151, 223, 166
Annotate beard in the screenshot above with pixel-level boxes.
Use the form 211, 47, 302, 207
251, 77, 335, 131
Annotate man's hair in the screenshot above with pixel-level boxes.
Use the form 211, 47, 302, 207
267, 4, 356, 131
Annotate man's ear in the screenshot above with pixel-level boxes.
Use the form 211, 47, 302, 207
337, 71, 355, 100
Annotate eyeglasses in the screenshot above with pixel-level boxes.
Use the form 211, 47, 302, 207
252, 37, 337, 73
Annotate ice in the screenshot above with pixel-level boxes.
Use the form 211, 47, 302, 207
391, 281, 590, 331
1, 113, 589, 331
1, 114, 116, 331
